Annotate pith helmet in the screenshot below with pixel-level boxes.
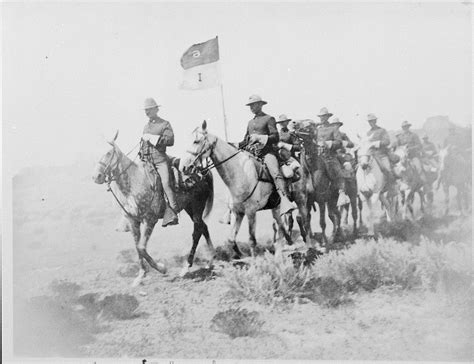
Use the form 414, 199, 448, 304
318, 107, 333, 117
143, 98, 161, 109
367, 113, 377, 121
401, 120, 412, 128
246, 94, 267, 106
331, 117, 343, 126
277, 114, 292, 123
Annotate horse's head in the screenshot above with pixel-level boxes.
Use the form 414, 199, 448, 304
92, 130, 123, 184
291, 119, 317, 146
356, 137, 375, 170
180, 120, 218, 174
392, 145, 408, 173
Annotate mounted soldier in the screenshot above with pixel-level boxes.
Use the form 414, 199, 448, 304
366, 113, 397, 184
313, 107, 350, 206
395, 120, 425, 178
330, 117, 355, 175
139, 97, 179, 227
276, 114, 301, 181
238, 95, 297, 215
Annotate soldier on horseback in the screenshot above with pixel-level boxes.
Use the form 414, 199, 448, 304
276, 114, 301, 180
331, 117, 356, 176
238, 95, 297, 215
314, 107, 350, 206
366, 113, 397, 184
139, 97, 179, 227
395, 120, 425, 178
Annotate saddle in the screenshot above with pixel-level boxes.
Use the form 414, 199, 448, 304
144, 156, 202, 193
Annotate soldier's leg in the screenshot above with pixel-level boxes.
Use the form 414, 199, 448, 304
156, 161, 179, 211
264, 153, 297, 215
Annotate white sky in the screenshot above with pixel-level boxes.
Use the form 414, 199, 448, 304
2, 1, 472, 174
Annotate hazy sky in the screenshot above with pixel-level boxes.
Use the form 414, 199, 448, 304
2, 1, 472, 174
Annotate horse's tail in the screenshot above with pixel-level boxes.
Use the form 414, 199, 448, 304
203, 172, 214, 220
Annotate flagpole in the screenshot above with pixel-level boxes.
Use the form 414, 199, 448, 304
219, 82, 229, 141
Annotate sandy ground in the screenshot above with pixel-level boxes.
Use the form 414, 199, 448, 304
10, 160, 473, 360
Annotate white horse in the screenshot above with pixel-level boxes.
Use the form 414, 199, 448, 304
356, 138, 396, 237
181, 121, 314, 257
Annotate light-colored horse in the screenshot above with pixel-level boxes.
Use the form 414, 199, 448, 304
92, 131, 215, 285
356, 139, 396, 237
393, 145, 425, 220
436, 145, 471, 215
181, 121, 313, 257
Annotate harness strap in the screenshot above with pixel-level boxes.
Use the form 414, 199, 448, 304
107, 182, 135, 218
240, 163, 265, 204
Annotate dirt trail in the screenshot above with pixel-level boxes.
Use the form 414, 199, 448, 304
11, 163, 473, 360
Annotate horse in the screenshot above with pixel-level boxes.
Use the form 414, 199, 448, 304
291, 119, 342, 246
355, 138, 396, 237
337, 152, 363, 236
392, 145, 425, 220
92, 131, 215, 285
180, 120, 313, 258
436, 145, 471, 216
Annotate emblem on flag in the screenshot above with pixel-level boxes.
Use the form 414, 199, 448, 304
180, 37, 220, 90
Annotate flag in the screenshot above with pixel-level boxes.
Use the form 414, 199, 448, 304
180, 37, 220, 90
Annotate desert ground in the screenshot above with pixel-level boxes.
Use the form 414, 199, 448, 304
11, 158, 473, 360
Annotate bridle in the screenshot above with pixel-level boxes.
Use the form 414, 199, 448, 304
186, 130, 241, 174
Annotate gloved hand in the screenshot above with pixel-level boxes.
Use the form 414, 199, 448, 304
142, 133, 151, 141
249, 134, 268, 145
325, 141, 333, 149
278, 141, 293, 151
342, 140, 349, 148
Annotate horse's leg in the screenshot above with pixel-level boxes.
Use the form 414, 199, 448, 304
271, 208, 291, 254
443, 184, 450, 216
328, 197, 341, 242
318, 202, 328, 246
179, 206, 203, 277
350, 193, 358, 236
130, 220, 147, 287
366, 193, 378, 237
137, 221, 167, 275
229, 212, 244, 258
358, 195, 363, 228
456, 185, 465, 216
201, 221, 216, 269
247, 211, 258, 256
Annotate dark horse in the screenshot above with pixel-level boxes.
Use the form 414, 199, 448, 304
292, 120, 342, 246
92, 131, 215, 285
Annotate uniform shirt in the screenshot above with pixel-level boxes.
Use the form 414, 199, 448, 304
367, 125, 391, 156
140, 116, 174, 162
395, 130, 422, 157
313, 122, 343, 156
239, 111, 279, 155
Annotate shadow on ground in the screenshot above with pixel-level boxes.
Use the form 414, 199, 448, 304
14, 280, 145, 357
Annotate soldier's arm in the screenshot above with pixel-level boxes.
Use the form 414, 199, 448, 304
157, 121, 175, 147
380, 129, 391, 148
266, 117, 280, 144
331, 128, 343, 149
342, 133, 354, 148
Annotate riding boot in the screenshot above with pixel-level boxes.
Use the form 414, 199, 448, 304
274, 177, 297, 215
162, 193, 179, 227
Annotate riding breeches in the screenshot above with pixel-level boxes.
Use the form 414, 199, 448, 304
374, 154, 392, 176
410, 157, 423, 175
321, 155, 346, 191
154, 160, 178, 211
263, 153, 289, 195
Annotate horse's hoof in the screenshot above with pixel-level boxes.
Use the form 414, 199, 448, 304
156, 262, 167, 274
131, 277, 143, 287
179, 266, 189, 278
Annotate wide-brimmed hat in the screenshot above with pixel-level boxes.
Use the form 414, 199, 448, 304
277, 114, 292, 123
318, 107, 333, 117
401, 120, 412, 128
143, 97, 161, 109
331, 117, 343, 126
246, 94, 267, 106
367, 113, 377, 121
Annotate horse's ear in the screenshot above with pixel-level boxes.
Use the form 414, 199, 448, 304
202, 120, 207, 131
107, 130, 119, 146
